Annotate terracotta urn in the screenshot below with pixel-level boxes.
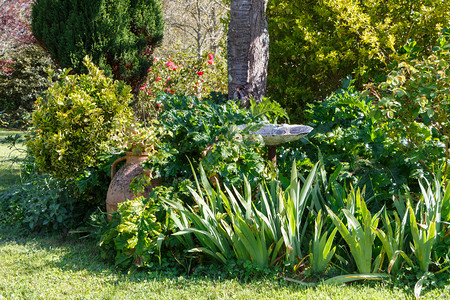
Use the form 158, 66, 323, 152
106, 151, 155, 219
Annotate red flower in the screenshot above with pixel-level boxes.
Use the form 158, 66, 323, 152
197, 71, 204, 76
167, 61, 175, 68
146, 90, 152, 95
155, 77, 162, 82
207, 60, 214, 65
173, 66, 178, 70
170, 89, 175, 94
208, 53, 214, 60
139, 84, 147, 90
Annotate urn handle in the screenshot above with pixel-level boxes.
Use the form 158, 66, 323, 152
110, 155, 127, 180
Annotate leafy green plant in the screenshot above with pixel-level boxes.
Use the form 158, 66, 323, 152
168, 161, 320, 268
26, 56, 135, 180
326, 187, 383, 274
407, 203, 437, 273
280, 162, 319, 265
309, 209, 337, 274
99, 193, 168, 268
146, 93, 267, 190
167, 164, 279, 266
0, 175, 85, 232
370, 39, 450, 179
375, 210, 412, 275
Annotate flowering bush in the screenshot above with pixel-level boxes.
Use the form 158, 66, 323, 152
136, 51, 227, 119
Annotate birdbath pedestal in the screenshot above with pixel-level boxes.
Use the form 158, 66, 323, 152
250, 124, 313, 165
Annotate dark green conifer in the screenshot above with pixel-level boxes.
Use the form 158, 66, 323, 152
31, 0, 164, 90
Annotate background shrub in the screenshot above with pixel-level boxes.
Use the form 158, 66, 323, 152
26, 57, 135, 180
267, 0, 450, 122
31, 0, 164, 90
0, 45, 57, 127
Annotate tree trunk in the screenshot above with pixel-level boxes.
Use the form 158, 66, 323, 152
227, 0, 269, 107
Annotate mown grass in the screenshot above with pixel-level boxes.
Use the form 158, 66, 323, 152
1, 224, 450, 299
0, 128, 26, 193
0, 128, 449, 299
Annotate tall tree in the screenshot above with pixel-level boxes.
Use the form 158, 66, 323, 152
227, 0, 269, 106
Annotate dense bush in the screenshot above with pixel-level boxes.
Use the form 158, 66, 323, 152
370, 38, 450, 180
0, 45, 57, 124
31, 0, 164, 89
26, 57, 135, 180
145, 93, 268, 191
267, 0, 450, 122
0, 175, 82, 232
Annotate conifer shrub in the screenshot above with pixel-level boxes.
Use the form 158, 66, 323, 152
31, 0, 164, 90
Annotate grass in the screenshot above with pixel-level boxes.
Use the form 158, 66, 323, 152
0, 226, 427, 300
0, 128, 26, 193
0, 128, 449, 299
0, 225, 448, 299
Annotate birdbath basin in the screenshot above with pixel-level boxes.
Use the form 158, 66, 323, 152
249, 124, 313, 164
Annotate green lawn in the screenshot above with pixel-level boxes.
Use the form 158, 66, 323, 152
0, 128, 448, 299
0, 226, 425, 300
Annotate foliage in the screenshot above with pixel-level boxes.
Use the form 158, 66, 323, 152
99, 194, 166, 269
0, 45, 57, 124
326, 187, 383, 274
0, 175, 85, 232
168, 161, 320, 268
375, 210, 410, 275
31, 0, 164, 89
26, 57, 135, 180
369, 39, 450, 179
408, 200, 436, 273
309, 209, 337, 274
291, 82, 405, 203
145, 93, 267, 190
404, 177, 450, 272
267, 0, 450, 122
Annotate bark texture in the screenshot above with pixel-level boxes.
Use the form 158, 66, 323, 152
228, 0, 269, 107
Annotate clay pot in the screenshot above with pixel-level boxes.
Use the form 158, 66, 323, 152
106, 151, 156, 219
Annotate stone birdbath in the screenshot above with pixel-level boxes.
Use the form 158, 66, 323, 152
249, 124, 313, 165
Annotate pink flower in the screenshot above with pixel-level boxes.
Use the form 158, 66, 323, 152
207, 60, 214, 65
197, 71, 204, 76
167, 61, 175, 68
155, 77, 162, 82
173, 66, 178, 71
208, 53, 214, 60
140, 84, 147, 90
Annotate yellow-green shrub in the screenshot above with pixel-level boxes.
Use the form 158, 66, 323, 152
26, 57, 134, 179
267, 0, 450, 121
